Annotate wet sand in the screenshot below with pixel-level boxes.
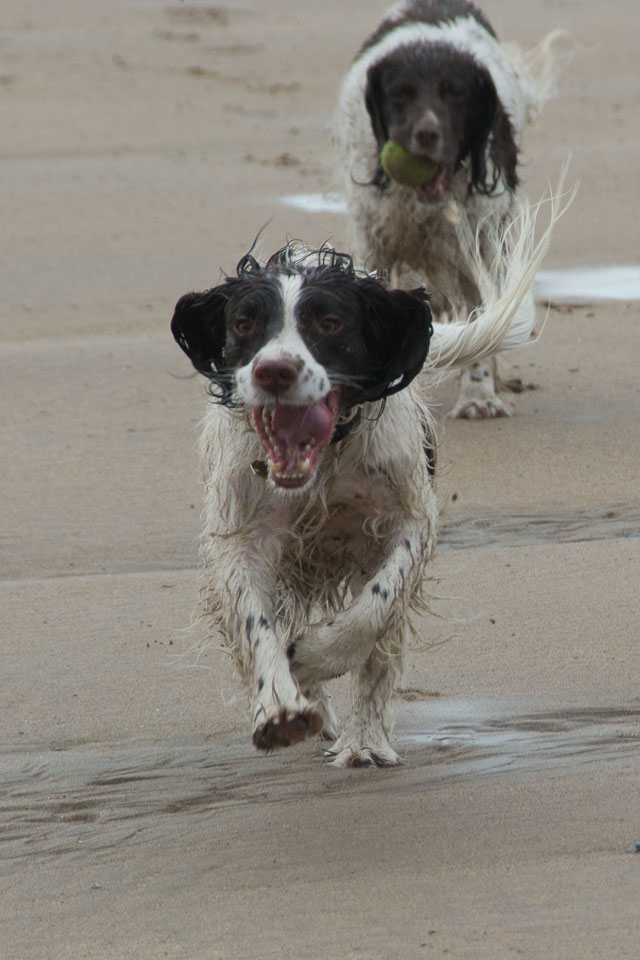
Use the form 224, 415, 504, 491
1, 1, 639, 957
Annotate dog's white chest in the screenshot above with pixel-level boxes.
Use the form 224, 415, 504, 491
293, 471, 401, 576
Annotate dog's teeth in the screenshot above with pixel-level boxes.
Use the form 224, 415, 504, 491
261, 408, 276, 443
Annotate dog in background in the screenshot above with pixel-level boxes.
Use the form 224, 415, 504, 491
171, 201, 555, 767
334, 0, 564, 418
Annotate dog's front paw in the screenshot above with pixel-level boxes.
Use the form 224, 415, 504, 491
252, 703, 323, 752
449, 396, 511, 419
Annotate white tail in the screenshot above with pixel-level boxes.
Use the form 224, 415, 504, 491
426, 176, 574, 373
518, 28, 575, 123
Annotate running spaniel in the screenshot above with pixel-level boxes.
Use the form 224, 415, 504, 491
172, 225, 550, 766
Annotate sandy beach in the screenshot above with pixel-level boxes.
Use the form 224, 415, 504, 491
1, 1, 639, 957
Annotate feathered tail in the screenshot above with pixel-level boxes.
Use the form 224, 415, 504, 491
425, 177, 574, 373
511, 29, 575, 124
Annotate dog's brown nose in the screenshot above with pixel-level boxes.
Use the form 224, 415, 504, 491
412, 114, 442, 152
253, 357, 300, 393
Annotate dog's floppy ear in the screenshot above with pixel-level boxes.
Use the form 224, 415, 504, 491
356, 282, 433, 404
364, 63, 388, 150
466, 70, 497, 192
486, 100, 518, 193
171, 282, 241, 404
171, 285, 232, 378
467, 69, 517, 195
364, 64, 391, 189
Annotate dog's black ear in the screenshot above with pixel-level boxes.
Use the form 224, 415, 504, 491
364, 63, 388, 150
171, 282, 242, 403
467, 70, 517, 195
466, 70, 497, 192
171, 285, 231, 378
356, 282, 433, 404
487, 102, 518, 193
364, 64, 391, 188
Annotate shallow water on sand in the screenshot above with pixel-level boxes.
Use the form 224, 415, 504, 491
439, 503, 640, 553
279, 192, 347, 214
395, 698, 640, 774
534, 266, 640, 302
2, 698, 638, 867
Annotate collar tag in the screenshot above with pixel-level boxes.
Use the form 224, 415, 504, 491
250, 459, 269, 480
332, 405, 362, 443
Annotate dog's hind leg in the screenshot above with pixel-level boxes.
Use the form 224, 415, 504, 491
323, 624, 406, 768
449, 356, 512, 419
301, 681, 339, 742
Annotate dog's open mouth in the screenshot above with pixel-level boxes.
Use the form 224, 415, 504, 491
415, 164, 453, 203
251, 391, 340, 488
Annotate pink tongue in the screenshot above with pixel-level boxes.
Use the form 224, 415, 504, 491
271, 402, 334, 448
417, 166, 450, 202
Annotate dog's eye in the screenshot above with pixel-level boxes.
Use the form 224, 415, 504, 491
443, 82, 466, 102
232, 316, 258, 337
314, 316, 343, 336
388, 84, 415, 104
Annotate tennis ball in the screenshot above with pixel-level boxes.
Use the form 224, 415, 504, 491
380, 140, 439, 188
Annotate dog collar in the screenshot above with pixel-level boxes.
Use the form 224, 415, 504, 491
250, 459, 269, 480
331, 405, 361, 444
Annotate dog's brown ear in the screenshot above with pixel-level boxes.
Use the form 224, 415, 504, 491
357, 283, 433, 403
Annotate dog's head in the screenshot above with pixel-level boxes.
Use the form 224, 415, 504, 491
364, 43, 517, 201
171, 245, 432, 490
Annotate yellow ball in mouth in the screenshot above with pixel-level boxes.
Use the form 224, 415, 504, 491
380, 140, 439, 187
